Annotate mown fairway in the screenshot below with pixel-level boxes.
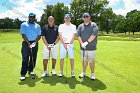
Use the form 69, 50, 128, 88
0, 31, 139, 93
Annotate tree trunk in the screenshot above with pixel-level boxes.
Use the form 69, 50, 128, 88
107, 30, 109, 34
129, 31, 130, 35
125, 31, 126, 35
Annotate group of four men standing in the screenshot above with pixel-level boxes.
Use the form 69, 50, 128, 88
20, 12, 98, 81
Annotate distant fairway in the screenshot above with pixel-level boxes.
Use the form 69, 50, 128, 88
0, 31, 139, 93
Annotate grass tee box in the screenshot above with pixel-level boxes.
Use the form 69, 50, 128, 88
0, 31, 139, 93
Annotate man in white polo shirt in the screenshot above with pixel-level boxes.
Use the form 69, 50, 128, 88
58, 14, 76, 77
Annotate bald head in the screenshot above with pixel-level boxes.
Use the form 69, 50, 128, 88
48, 16, 54, 20
48, 16, 54, 26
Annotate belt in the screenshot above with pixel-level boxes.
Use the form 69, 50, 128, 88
65, 43, 70, 44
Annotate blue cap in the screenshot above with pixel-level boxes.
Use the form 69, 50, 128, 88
64, 14, 71, 19
29, 13, 36, 17
82, 12, 90, 18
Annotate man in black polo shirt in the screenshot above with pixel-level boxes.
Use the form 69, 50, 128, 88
41, 16, 59, 77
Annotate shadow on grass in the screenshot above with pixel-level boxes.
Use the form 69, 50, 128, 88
41, 75, 80, 89
81, 76, 106, 91
41, 75, 106, 91
18, 75, 42, 87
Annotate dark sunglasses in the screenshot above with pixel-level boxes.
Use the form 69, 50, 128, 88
83, 16, 89, 18
29, 16, 35, 18
65, 17, 70, 19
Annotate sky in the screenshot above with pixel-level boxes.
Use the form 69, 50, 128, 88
0, 0, 140, 21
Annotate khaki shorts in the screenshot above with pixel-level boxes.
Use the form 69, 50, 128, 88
80, 50, 96, 63
43, 44, 58, 59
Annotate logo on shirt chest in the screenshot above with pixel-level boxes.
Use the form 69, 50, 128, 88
54, 29, 57, 31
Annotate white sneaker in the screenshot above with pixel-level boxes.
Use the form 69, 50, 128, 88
59, 71, 63, 77
91, 73, 96, 80
51, 69, 56, 75
41, 71, 47, 77
79, 72, 86, 78
71, 72, 75, 78
20, 76, 25, 81
30, 71, 35, 75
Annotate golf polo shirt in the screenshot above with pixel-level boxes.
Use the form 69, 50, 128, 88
77, 22, 98, 50
41, 25, 58, 44
58, 23, 76, 43
20, 21, 41, 41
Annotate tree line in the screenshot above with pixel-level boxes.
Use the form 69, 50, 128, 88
0, 18, 24, 31
0, 0, 140, 34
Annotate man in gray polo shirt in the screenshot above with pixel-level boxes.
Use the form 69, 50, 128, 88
77, 13, 98, 80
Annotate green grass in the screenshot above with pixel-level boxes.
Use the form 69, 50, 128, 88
0, 31, 140, 93
98, 36, 140, 41
98, 31, 140, 39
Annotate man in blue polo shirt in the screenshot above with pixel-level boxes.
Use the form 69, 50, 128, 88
20, 13, 41, 81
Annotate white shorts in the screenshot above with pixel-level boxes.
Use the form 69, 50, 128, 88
60, 43, 74, 59
42, 44, 58, 59
80, 50, 96, 63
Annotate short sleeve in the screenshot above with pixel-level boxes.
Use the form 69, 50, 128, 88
56, 26, 59, 36
37, 25, 41, 35
58, 24, 63, 33
73, 25, 77, 34
41, 26, 46, 36
92, 23, 98, 36
76, 25, 81, 37
20, 23, 26, 35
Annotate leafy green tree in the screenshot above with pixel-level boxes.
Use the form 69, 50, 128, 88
115, 15, 126, 33
126, 10, 140, 34
40, 3, 68, 27
100, 8, 113, 34
70, 0, 108, 27
111, 15, 127, 34
0, 19, 5, 31
40, 5, 53, 27
52, 2, 69, 25
0, 17, 17, 31
14, 18, 23, 29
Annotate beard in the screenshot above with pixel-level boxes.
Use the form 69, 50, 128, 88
29, 19, 35, 24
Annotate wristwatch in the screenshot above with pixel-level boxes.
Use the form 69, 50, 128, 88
87, 41, 90, 43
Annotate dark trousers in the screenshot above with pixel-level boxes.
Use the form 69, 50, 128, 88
20, 41, 38, 76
